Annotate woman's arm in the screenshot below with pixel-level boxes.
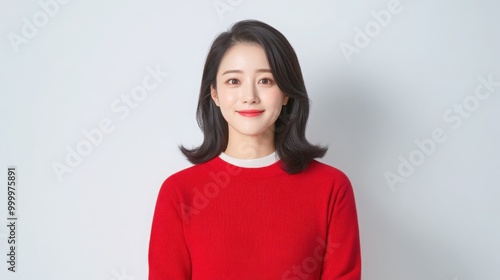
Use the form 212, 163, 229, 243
148, 178, 192, 279
320, 179, 362, 279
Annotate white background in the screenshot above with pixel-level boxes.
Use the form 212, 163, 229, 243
1, 0, 499, 279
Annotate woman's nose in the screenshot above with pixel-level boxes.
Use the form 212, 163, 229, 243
241, 82, 259, 104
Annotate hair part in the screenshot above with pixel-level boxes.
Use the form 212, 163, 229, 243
178, 19, 327, 174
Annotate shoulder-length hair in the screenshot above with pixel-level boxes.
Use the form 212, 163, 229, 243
178, 19, 327, 174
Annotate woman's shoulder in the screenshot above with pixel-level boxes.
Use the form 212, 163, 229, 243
306, 159, 352, 186
159, 156, 220, 189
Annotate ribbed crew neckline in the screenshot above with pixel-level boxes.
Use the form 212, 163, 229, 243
218, 151, 279, 168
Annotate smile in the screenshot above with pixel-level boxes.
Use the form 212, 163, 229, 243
237, 110, 264, 117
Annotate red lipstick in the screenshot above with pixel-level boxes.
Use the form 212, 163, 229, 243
237, 110, 264, 117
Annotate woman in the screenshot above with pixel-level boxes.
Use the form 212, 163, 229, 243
149, 19, 361, 279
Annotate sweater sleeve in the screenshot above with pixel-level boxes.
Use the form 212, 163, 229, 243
148, 178, 192, 279
320, 178, 362, 279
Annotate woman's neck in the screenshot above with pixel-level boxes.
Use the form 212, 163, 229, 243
223, 146, 276, 159
224, 130, 275, 159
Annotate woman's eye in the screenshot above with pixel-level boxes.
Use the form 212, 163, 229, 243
227, 79, 239, 85
259, 78, 274, 85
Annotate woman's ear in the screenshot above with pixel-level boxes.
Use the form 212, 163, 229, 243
283, 95, 289, 106
210, 84, 220, 107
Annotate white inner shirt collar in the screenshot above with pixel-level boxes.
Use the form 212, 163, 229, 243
219, 150, 279, 168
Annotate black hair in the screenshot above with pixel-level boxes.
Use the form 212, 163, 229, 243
178, 19, 327, 174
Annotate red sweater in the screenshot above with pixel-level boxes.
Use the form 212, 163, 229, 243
148, 153, 361, 279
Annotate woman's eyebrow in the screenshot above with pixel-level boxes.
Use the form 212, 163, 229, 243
222, 69, 272, 76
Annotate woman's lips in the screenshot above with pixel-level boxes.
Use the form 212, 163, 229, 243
237, 110, 264, 117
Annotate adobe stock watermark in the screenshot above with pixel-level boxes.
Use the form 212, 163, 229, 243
179, 161, 240, 224
212, 0, 243, 21
51, 64, 169, 182
281, 237, 340, 279
340, 0, 413, 63
180, 139, 259, 224
385, 74, 499, 191
7, 0, 71, 54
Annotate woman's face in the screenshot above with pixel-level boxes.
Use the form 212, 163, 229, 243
211, 43, 289, 142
